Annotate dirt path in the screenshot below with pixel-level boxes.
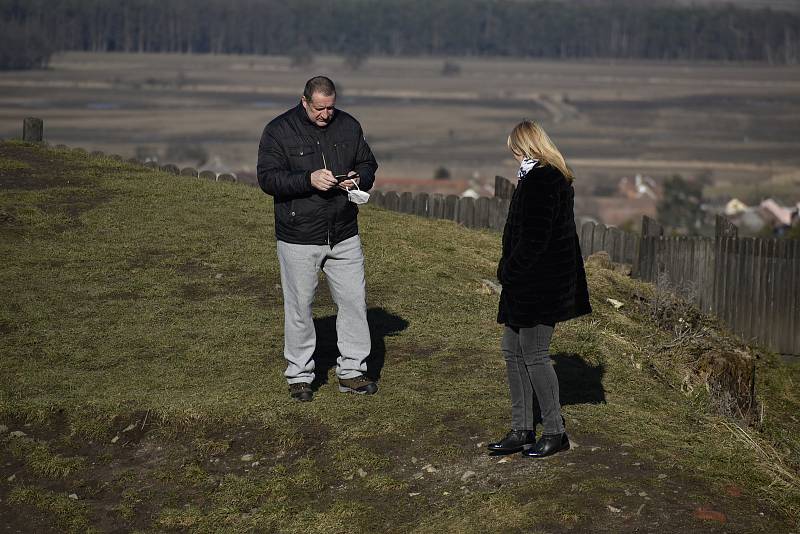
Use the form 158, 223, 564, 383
0, 421, 788, 533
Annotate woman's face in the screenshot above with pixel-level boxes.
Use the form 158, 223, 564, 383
511, 149, 524, 164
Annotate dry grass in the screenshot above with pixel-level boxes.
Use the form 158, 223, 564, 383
1, 141, 798, 532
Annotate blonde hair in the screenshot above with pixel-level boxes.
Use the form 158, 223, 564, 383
507, 120, 574, 182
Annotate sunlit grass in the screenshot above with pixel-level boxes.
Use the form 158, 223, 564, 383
1, 141, 798, 532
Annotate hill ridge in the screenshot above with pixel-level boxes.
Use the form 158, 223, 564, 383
0, 141, 797, 532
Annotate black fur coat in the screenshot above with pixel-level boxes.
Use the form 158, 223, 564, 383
497, 163, 591, 327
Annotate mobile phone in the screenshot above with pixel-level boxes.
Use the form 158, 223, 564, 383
335, 173, 358, 183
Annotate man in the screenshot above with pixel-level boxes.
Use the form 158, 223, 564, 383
257, 76, 378, 402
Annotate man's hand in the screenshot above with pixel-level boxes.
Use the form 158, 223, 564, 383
310, 169, 338, 191
338, 171, 360, 190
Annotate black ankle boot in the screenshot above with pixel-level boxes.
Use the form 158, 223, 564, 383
522, 432, 570, 458
487, 429, 536, 453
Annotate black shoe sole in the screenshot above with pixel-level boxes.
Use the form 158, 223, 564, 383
488, 447, 528, 456
338, 381, 378, 394
487, 443, 533, 454
522, 440, 570, 458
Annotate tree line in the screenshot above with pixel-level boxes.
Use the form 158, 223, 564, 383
2, 0, 799, 69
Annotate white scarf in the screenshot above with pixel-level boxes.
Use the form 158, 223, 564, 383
517, 157, 539, 180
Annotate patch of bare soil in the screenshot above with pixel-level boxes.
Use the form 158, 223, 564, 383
0, 415, 793, 533
1, 144, 111, 238
536, 432, 784, 533
0, 413, 331, 533
0, 145, 93, 191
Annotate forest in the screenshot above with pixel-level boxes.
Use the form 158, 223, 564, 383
1, 0, 799, 69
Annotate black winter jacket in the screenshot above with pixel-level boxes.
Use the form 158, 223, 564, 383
257, 104, 378, 245
497, 163, 591, 327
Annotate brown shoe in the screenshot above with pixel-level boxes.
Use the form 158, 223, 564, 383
338, 375, 378, 395
289, 382, 313, 402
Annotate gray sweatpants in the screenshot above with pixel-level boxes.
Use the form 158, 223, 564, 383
276, 235, 371, 384
501, 324, 565, 435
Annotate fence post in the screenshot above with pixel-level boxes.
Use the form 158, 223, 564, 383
384, 191, 400, 211
431, 194, 445, 219
641, 215, 663, 238
712, 215, 738, 334
495, 175, 515, 199
400, 192, 414, 213
579, 222, 595, 258
607, 227, 622, 263
791, 240, 800, 354
457, 197, 475, 228
715, 215, 738, 239
494, 176, 505, 198
487, 198, 500, 230
497, 199, 510, 229
634, 216, 663, 277
414, 193, 430, 217
444, 195, 459, 220
592, 223, 607, 258
23, 118, 44, 143
475, 197, 490, 229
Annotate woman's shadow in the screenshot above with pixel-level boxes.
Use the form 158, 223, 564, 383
532, 352, 607, 422
489, 352, 606, 455
310, 307, 409, 389
553, 352, 606, 407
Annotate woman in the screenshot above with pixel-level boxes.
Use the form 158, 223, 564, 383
488, 120, 591, 458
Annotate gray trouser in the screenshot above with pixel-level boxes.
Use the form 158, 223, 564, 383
276, 235, 370, 384
501, 324, 565, 435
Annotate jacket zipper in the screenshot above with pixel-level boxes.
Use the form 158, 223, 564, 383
318, 139, 332, 246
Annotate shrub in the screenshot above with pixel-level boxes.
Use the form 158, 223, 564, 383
434, 166, 451, 180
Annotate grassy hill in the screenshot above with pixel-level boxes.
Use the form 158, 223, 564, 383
0, 141, 798, 533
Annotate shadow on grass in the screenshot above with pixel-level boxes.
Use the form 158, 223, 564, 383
502, 352, 605, 433
310, 307, 409, 389
553, 352, 606, 407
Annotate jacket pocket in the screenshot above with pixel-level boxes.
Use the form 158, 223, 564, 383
275, 199, 296, 227
288, 144, 315, 158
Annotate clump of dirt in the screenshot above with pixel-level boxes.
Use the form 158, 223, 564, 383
628, 272, 761, 425
690, 346, 759, 425
588, 257, 761, 426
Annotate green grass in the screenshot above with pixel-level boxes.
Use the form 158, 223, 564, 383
1, 141, 798, 532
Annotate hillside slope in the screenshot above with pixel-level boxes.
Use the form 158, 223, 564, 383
0, 142, 798, 533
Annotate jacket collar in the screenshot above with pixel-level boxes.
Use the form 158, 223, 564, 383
295, 103, 337, 130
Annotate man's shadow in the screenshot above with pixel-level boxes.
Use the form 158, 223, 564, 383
310, 307, 409, 389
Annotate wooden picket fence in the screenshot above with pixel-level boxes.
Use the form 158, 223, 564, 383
635, 216, 800, 355
371, 176, 638, 262
21, 113, 798, 355
369, 189, 510, 231
374, 176, 799, 355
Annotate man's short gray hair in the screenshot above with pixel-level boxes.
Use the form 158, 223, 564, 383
303, 76, 336, 101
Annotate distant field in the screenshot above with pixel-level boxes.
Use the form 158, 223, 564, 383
673, 0, 800, 10
1, 52, 799, 203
